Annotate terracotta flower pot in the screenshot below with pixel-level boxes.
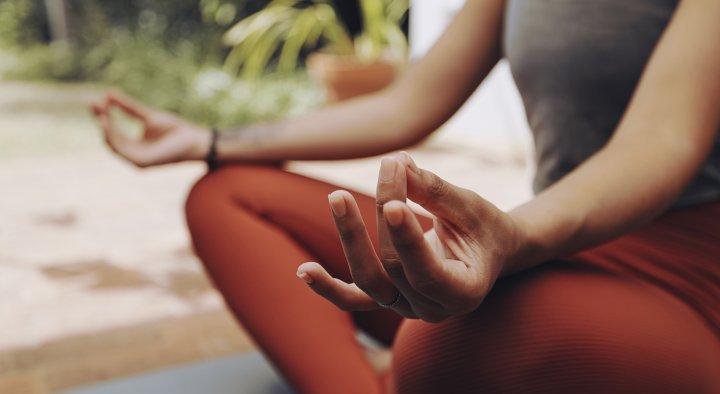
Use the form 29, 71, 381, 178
307, 52, 398, 102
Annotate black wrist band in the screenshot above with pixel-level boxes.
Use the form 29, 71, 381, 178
205, 127, 219, 170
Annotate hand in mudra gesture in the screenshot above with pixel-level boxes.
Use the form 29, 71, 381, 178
297, 152, 527, 322
90, 92, 210, 167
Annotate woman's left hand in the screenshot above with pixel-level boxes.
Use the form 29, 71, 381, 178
297, 152, 528, 322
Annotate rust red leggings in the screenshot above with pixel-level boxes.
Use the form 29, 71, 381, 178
185, 165, 720, 394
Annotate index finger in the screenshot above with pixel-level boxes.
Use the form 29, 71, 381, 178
90, 102, 105, 117
95, 108, 150, 166
106, 91, 150, 120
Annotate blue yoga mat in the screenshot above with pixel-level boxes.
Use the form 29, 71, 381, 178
63, 352, 292, 394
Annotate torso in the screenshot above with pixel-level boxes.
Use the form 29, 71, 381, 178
504, 0, 720, 207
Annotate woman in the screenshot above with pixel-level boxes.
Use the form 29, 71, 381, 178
91, 0, 720, 392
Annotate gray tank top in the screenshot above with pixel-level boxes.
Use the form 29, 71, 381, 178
504, 0, 720, 208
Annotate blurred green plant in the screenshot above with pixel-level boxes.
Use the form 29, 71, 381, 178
1, 0, 323, 125
224, 0, 408, 78
0, 0, 43, 46
3, 36, 321, 126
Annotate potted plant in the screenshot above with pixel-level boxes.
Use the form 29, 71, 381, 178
223, 0, 409, 101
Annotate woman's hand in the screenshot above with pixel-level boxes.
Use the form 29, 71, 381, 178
90, 92, 210, 167
297, 152, 528, 322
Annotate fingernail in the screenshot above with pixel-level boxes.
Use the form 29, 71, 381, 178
384, 202, 404, 227
297, 270, 313, 284
379, 158, 397, 181
400, 152, 419, 173
328, 192, 347, 217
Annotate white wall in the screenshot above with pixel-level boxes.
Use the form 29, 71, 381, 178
409, 0, 532, 161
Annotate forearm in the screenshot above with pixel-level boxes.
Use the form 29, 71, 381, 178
503, 0, 720, 275
215, 88, 425, 162
215, 0, 504, 163
505, 136, 709, 275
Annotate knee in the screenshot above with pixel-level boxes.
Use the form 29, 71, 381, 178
391, 318, 478, 394
185, 164, 295, 244
391, 317, 707, 394
391, 270, 720, 393
184, 166, 266, 268
185, 165, 273, 227
185, 166, 251, 239
185, 169, 226, 232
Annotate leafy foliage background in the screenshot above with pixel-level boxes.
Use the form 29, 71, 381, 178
0, 0, 326, 125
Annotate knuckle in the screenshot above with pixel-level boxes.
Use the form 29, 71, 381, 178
460, 187, 480, 200
390, 230, 416, 248
462, 213, 482, 233
336, 221, 365, 245
375, 199, 387, 211
382, 258, 406, 280
375, 190, 403, 208
337, 226, 357, 243
353, 275, 380, 293
425, 173, 447, 200
375, 193, 394, 208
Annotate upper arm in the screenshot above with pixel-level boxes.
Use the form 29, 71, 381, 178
389, 0, 506, 139
612, 0, 720, 160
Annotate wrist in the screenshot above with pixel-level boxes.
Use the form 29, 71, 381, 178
186, 126, 213, 161
501, 210, 545, 276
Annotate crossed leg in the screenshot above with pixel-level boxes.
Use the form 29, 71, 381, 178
392, 262, 720, 393
186, 164, 720, 394
185, 164, 431, 393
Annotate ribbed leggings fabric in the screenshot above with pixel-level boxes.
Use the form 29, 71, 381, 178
185, 165, 720, 394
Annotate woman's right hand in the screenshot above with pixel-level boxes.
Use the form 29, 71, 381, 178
90, 92, 211, 168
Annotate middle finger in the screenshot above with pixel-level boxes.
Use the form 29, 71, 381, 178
376, 155, 445, 319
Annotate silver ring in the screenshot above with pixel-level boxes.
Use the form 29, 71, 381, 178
378, 291, 402, 308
